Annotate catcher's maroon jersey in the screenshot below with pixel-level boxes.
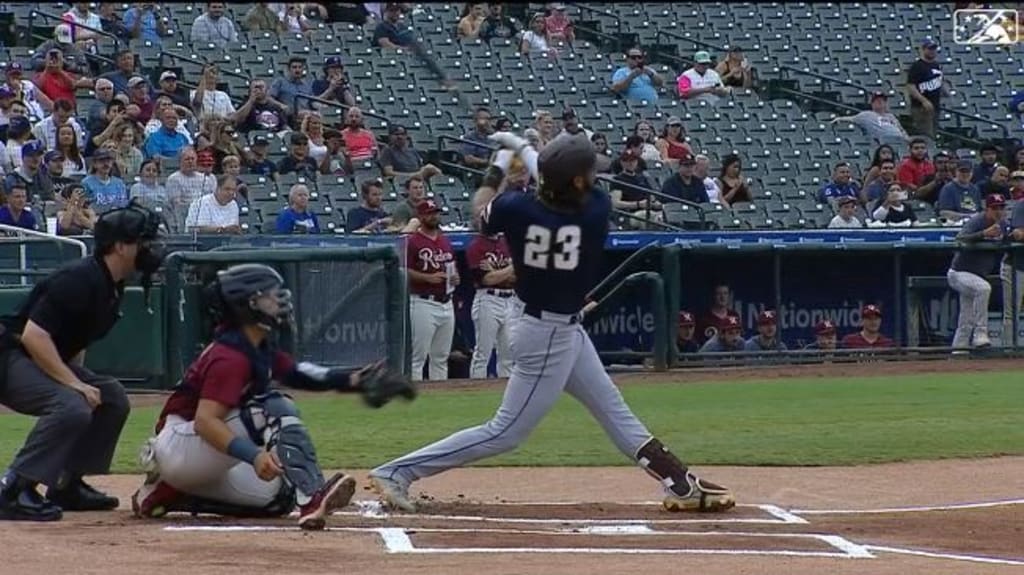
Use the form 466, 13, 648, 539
406, 229, 455, 298
465, 234, 514, 289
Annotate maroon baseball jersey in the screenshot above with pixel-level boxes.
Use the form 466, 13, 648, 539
840, 332, 895, 349
696, 309, 741, 344
406, 229, 455, 297
465, 233, 514, 289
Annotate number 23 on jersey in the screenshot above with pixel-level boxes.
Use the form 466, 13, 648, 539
523, 225, 581, 270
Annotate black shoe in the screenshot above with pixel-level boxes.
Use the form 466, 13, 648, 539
47, 478, 119, 511
0, 473, 63, 522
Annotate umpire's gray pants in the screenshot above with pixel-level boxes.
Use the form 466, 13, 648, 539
0, 349, 130, 488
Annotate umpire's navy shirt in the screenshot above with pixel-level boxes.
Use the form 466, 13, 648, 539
3, 257, 124, 361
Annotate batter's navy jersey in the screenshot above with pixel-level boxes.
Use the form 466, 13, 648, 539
482, 188, 610, 314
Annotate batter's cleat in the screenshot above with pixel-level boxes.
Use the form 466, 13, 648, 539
297, 473, 356, 531
368, 473, 416, 513
48, 478, 119, 511
132, 477, 185, 519
662, 472, 736, 513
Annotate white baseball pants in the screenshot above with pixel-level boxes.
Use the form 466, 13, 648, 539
1000, 263, 1024, 347
947, 269, 991, 348
470, 291, 515, 379
410, 297, 455, 381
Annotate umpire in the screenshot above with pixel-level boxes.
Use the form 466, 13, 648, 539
0, 201, 165, 522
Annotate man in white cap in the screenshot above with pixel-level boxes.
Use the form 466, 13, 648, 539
677, 51, 728, 106
156, 70, 190, 108
30, 24, 90, 75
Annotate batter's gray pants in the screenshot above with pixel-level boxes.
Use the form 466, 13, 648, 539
0, 349, 130, 487
947, 269, 991, 348
374, 311, 653, 486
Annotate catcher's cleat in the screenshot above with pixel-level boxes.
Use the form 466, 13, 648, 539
368, 473, 416, 513
297, 473, 356, 531
132, 476, 185, 519
663, 472, 736, 513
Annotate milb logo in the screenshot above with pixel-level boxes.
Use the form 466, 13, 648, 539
953, 9, 1019, 45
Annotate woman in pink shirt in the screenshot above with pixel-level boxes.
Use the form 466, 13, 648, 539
544, 3, 574, 44
341, 107, 378, 164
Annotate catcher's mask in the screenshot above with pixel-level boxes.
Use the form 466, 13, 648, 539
210, 263, 294, 332
93, 199, 166, 310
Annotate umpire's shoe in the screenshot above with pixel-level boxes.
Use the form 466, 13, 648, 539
663, 472, 736, 513
48, 477, 120, 511
0, 470, 63, 522
297, 473, 357, 531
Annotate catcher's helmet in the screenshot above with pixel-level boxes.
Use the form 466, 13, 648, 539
537, 132, 597, 209
210, 263, 293, 331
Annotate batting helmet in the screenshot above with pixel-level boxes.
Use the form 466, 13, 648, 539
209, 263, 294, 331
537, 132, 597, 209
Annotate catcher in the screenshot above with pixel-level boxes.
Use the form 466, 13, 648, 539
132, 263, 414, 530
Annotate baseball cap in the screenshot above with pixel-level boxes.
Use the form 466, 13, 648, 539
694, 51, 712, 64
416, 199, 442, 215
93, 149, 114, 161
44, 150, 65, 163
722, 316, 741, 331
986, 193, 1007, 208
159, 70, 178, 82
666, 115, 682, 126
324, 55, 344, 68
837, 196, 857, 206
6, 62, 23, 75
921, 37, 939, 49
251, 136, 270, 147
9, 116, 30, 133
21, 140, 45, 158
620, 148, 640, 161
678, 311, 695, 327
862, 304, 882, 318
1010, 170, 1024, 180
956, 159, 973, 171
127, 76, 147, 88
934, 150, 951, 159
54, 23, 73, 44
0, 85, 13, 99
870, 92, 888, 102
757, 310, 778, 325
388, 124, 408, 135
815, 320, 837, 335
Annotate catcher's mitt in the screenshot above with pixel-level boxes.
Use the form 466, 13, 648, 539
357, 360, 417, 409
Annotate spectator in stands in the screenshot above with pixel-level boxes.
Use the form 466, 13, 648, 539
341, 107, 379, 164
312, 57, 356, 108
1009, 170, 1024, 200
480, 3, 518, 42
916, 150, 954, 204
221, 155, 249, 205
389, 175, 427, 232
717, 154, 752, 206
611, 149, 660, 227
896, 138, 935, 195
190, 2, 239, 48
123, 2, 168, 46
532, 111, 557, 149
458, 3, 488, 39
246, 136, 277, 177
872, 183, 917, 227
166, 147, 217, 232
234, 79, 288, 134
110, 124, 141, 179
972, 143, 1001, 186
633, 121, 661, 163
984, 166, 1011, 198
55, 124, 87, 178
0, 182, 37, 230
863, 144, 898, 189
34, 50, 92, 108
660, 155, 708, 204
347, 179, 392, 233
557, 108, 592, 139
698, 315, 745, 352
275, 183, 320, 234
373, 3, 414, 49
3, 118, 35, 173
905, 37, 946, 138
715, 46, 753, 90
380, 124, 441, 181
129, 158, 168, 211
865, 158, 898, 203
56, 183, 97, 235
831, 92, 909, 145
191, 64, 236, 121
298, 112, 329, 167
277, 131, 320, 179
98, 2, 131, 44
937, 160, 982, 220
4, 64, 50, 123
520, 13, 554, 58
677, 311, 699, 354
544, 3, 574, 44
678, 51, 728, 106
143, 107, 190, 163
196, 147, 217, 179
591, 133, 613, 174
319, 128, 350, 175
4, 140, 47, 199
1012, 146, 1024, 173
32, 98, 85, 151
44, 150, 74, 200
610, 136, 648, 174
31, 25, 90, 76
62, 2, 103, 47
86, 78, 116, 133
655, 116, 693, 165
185, 173, 241, 233
827, 196, 863, 228
125, 76, 155, 124
155, 71, 190, 109
82, 149, 128, 210
745, 310, 787, 351
805, 320, 837, 351
270, 57, 313, 118
100, 50, 140, 96
244, 2, 285, 32
610, 47, 663, 104
841, 304, 894, 349
818, 161, 863, 206
695, 154, 722, 203
278, 3, 314, 35
144, 96, 194, 143
697, 283, 741, 343
461, 107, 494, 169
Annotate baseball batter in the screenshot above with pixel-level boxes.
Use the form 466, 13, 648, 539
466, 230, 516, 378
947, 194, 1007, 349
132, 264, 414, 530
369, 131, 735, 513
407, 200, 459, 381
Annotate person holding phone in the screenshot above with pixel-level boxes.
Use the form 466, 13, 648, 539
57, 184, 98, 236
611, 47, 663, 103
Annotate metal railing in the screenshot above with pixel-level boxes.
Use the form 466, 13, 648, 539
567, 3, 623, 36
0, 224, 87, 285
596, 174, 706, 226
28, 9, 125, 49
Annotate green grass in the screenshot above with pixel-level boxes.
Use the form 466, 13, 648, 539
2, 372, 1022, 473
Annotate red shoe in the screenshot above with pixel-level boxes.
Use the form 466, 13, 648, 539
297, 473, 356, 530
132, 477, 185, 519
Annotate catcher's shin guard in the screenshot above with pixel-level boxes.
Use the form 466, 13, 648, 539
259, 392, 326, 505
635, 438, 735, 512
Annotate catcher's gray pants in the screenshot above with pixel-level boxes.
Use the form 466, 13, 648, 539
374, 310, 653, 486
1000, 262, 1024, 347
947, 269, 991, 348
0, 349, 130, 488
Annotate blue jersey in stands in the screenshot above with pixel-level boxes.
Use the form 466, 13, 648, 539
482, 188, 610, 314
